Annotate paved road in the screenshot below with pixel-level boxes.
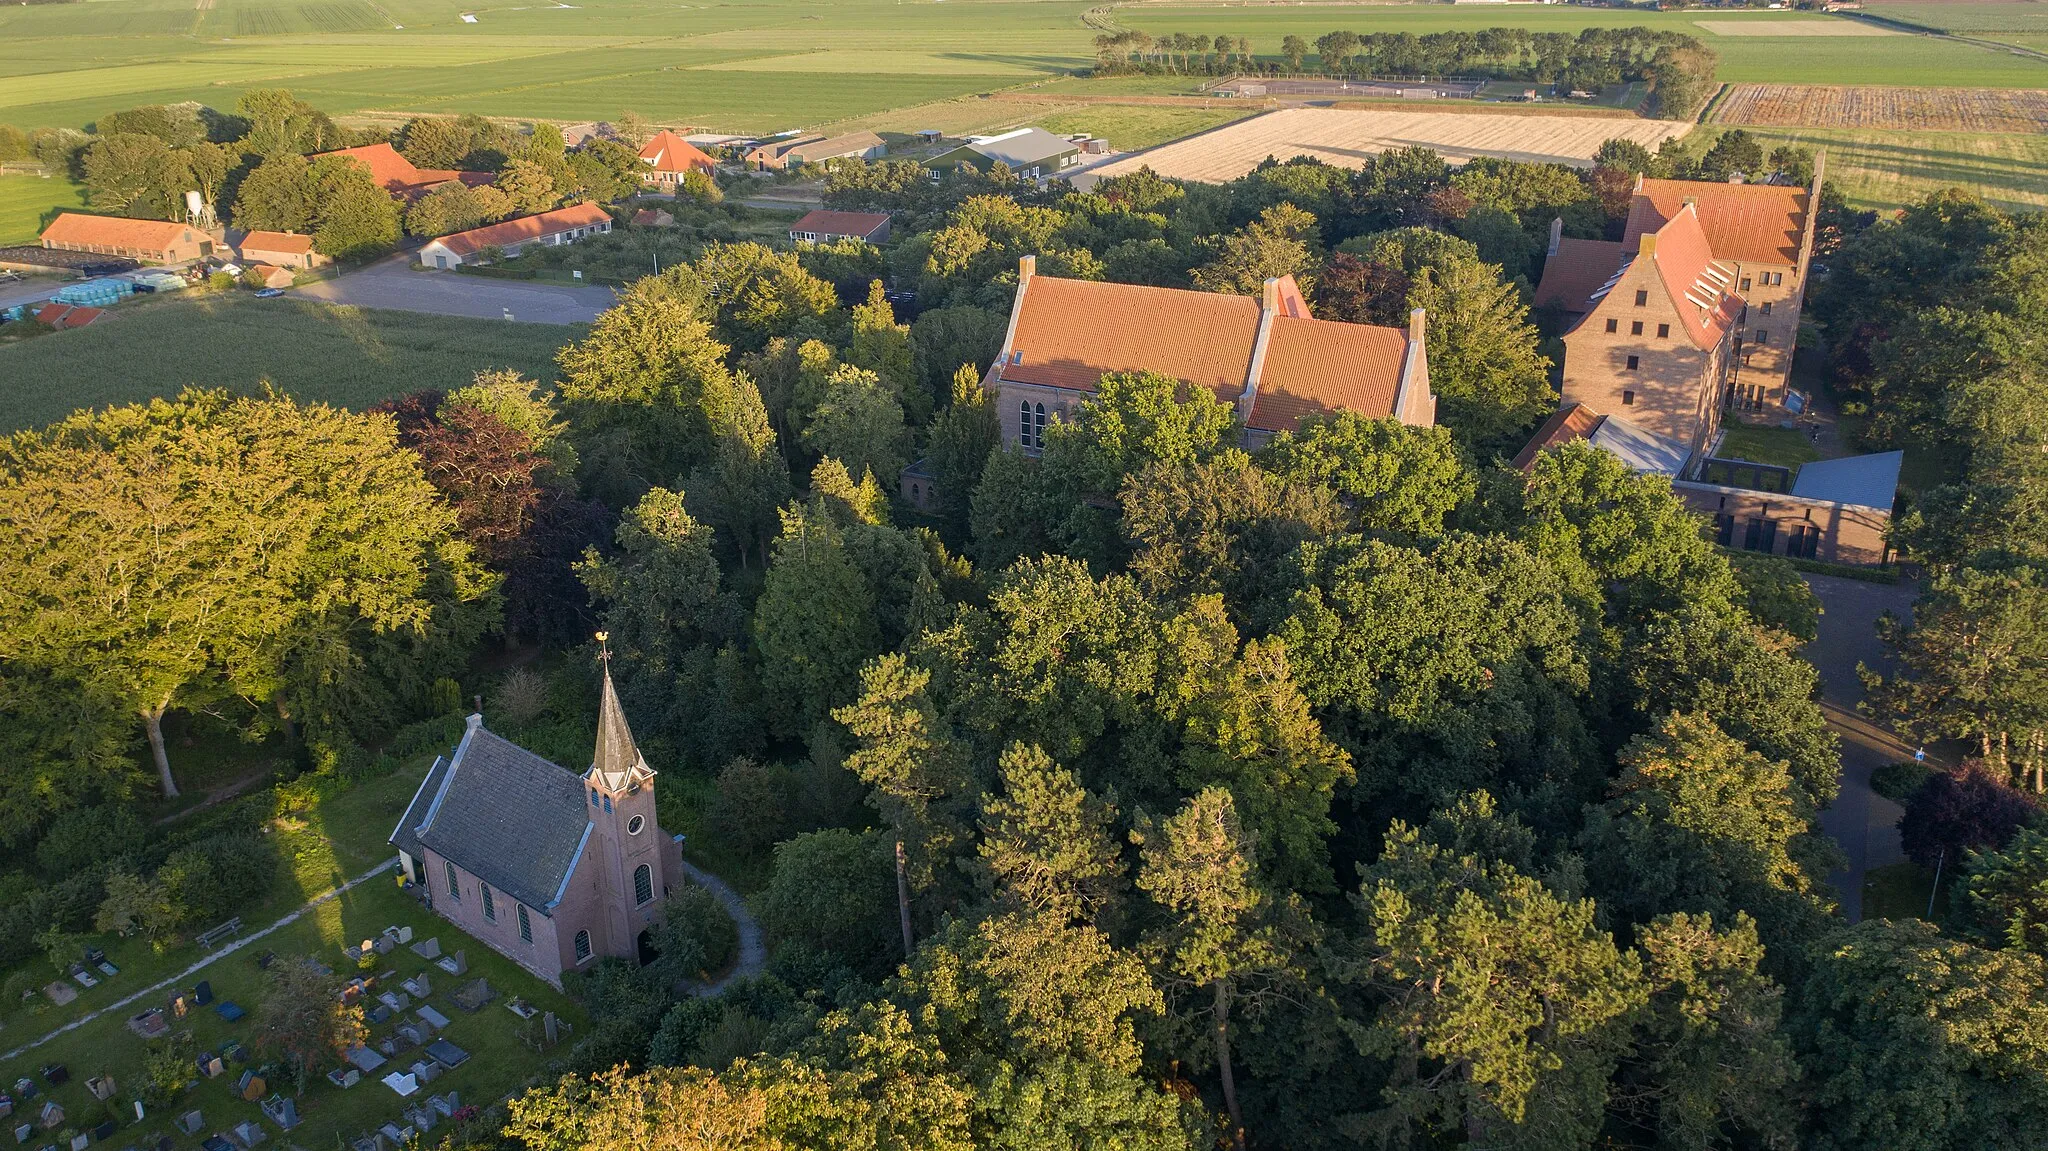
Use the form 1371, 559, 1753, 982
295, 254, 616, 324
1801, 573, 1922, 921
678, 859, 765, 995
0, 275, 66, 312
0, 859, 398, 1063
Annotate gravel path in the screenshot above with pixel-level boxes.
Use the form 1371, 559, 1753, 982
0, 859, 397, 1063
678, 859, 765, 995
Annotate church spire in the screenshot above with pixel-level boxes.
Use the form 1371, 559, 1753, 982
590, 633, 652, 792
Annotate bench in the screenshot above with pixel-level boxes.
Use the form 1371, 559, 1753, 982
197, 919, 243, 950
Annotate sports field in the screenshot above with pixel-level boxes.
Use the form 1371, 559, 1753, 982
1083, 107, 1688, 185
7, 0, 2048, 134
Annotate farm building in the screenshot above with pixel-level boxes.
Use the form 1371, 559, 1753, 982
982, 254, 1434, 456
235, 230, 327, 270
788, 210, 892, 244
631, 208, 675, 227
1535, 163, 1823, 466
31, 303, 104, 330
744, 131, 887, 171
637, 130, 718, 191
314, 142, 493, 203
245, 265, 296, 289
417, 202, 612, 269
39, 214, 214, 264
926, 128, 1082, 181
1516, 404, 1900, 566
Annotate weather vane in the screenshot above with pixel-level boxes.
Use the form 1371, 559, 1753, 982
596, 631, 611, 666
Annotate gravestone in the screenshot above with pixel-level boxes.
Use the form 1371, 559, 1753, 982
176, 1111, 203, 1135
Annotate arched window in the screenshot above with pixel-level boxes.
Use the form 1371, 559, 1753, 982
444, 860, 460, 901
574, 930, 592, 962
1034, 402, 1047, 449
518, 904, 532, 943
634, 864, 653, 906
1019, 400, 1033, 449
481, 882, 496, 922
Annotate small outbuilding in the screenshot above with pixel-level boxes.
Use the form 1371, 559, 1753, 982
235, 231, 327, 271
787, 210, 892, 245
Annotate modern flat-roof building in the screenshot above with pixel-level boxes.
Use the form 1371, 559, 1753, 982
744, 131, 886, 171
417, 202, 612, 269
925, 127, 1082, 181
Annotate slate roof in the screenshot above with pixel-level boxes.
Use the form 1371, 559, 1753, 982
1790, 450, 1904, 510
1625, 177, 1809, 267
590, 667, 653, 793
391, 722, 591, 915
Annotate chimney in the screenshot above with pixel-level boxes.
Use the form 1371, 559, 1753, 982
1262, 277, 1281, 316
1407, 307, 1425, 344
1632, 172, 1644, 194
1018, 254, 1035, 281
1547, 217, 1563, 258
1638, 232, 1658, 257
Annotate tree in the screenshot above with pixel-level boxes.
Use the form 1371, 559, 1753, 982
253, 959, 368, 1093
690, 373, 791, 570
1120, 449, 1343, 613
497, 158, 561, 214
1897, 762, 2040, 870
231, 153, 312, 232
399, 116, 476, 170
1695, 128, 1764, 182
1309, 252, 1411, 327
924, 363, 1000, 540
405, 181, 501, 237
1282, 34, 1307, 71
1136, 788, 1289, 1151
833, 654, 978, 895
308, 154, 401, 260
801, 365, 907, 483
235, 88, 335, 157
1592, 137, 1658, 176
1190, 204, 1321, 297
94, 870, 180, 952
1257, 411, 1472, 538
977, 742, 1123, 925
757, 828, 901, 975
1797, 920, 2048, 1151
82, 133, 181, 217
0, 391, 492, 794
753, 505, 882, 739
1355, 794, 1647, 1144
1960, 826, 2048, 957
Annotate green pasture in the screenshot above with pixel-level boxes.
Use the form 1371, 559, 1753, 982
0, 294, 578, 434
1864, 1, 2048, 36
1037, 104, 1251, 151
0, 760, 587, 1151
0, 174, 87, 247
1705, 124, 2048, 213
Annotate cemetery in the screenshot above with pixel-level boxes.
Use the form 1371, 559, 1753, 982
0, 762, 585, 1151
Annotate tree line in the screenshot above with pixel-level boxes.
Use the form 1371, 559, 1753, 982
1090, 25, 1719, 118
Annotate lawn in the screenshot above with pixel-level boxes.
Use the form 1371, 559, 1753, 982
1717, 422, 1822, 470
1684, 123, 2048, 213
0, 757, 588, 1151
1862, 860, 1950, 921
0, 293, 580, 434
0, 173, 86, 247
1037, 104, 1253, 151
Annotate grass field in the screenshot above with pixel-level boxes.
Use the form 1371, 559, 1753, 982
4, 0, 2048, 135
1692, 123, 2048, 212
1713, 84, 2048, 133
0, 294, 579, 433
0, 174, 87, 247
1718, 423, 1821, 470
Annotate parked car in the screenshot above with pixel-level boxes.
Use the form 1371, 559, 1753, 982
254, 288, 284, 298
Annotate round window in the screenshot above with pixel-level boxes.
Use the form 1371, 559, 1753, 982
627, 815, 644, 835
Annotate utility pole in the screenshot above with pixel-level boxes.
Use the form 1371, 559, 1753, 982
895, 840, 914, 957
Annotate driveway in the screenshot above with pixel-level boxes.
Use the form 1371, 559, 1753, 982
0, 274, 66, 312
294, 254, 616, 324
1801, 573, 1922, 921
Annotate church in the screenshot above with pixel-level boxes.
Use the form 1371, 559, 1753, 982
389, 663, 683, 987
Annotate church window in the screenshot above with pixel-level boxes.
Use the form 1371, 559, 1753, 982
590, 789, 598, 807
1019, 400, 1033, 448
444, 860, 459, 900
574, 930, 592, 962
518, 904, 532, 943
481, 882, 495, 921
602, 795, 612, 813
628, 815, 644, 835
634, 864, 653, 906
1034, 403, 1047, 447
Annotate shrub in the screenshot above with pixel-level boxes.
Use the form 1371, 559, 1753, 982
492, 667, 551, 730
1899, 762, 2042, 869
1872, 761, 1936, 804
428, 676, 464, 715
650, 885, 738, 981
758, 828, 899, 978
208, 271, 236, 291
36, 805, 148, 878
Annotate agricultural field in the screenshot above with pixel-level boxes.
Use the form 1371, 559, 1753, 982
1082, 107, 1687, 185
0, 294, 577, 433
1863, 0, 2048, 37
1713, 83, 2048, 133
1111, 5, 2048, 87
1694, 124, 2048, 213
0, 174, 86, 247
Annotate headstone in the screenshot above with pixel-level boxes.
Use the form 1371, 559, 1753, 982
37, 1069, 63, 1089
133, 1101, 144, 1123
35, 1103, 60, 1131
10, 1082, 30, 1101
88, 1124, 112, 1144
39, 984, 75, 1008
0, 1099, 10, 1121
176, 1111, 203, 1135
12, 1123, 30, 1145
67, 1134, 85, 1151
231, 1120, 265, 1147
192, 981, 212, 1006
373, 935, 395, 956
430, 1092, 459, 1118
543, 1012, 558, 1046
415, 1005, 449, 1030
393, 926, 413, 945
408, 938, 440, 961
86, 1076, 115, 1102
202, 1056, 225, 1079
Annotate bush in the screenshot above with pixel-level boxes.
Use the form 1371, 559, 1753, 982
492, 667, 551, 730
758, 828, 899, 978
35, 805, 148, 878
1899, 762, 2042, 869
1872, 761, 1936, 804
208, 271, 236, 291
650, 885, 738, 982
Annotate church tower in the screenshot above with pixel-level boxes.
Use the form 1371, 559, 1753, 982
585, 640, 668, 962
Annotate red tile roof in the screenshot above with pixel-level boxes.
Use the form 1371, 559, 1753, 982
1625, 177, 1809, 266
789, 210, 891, 240
315, 143, 491, 202
33, 303, 103, 329
39, 213, 198, 252
1512, 402, 1606, 469
999, 270, 1417, 434
1004, 276, 1261, 401
1533, 237, 1624, 313
1251, 314, 1406, 432
638, 130, 716, 174
238, 230, 312, 256
426, 201, 611, 259
1643, 205, 1745, 350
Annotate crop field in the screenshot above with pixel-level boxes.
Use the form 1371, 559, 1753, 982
1714, 83, 2048, 133
1083, 107, 1688, 185
1863, 1, 2048, 36
1692, 19, 1901, 36
0, 294, 576, 433
1696, 124, 2048, 212
0, 174, 87, 247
